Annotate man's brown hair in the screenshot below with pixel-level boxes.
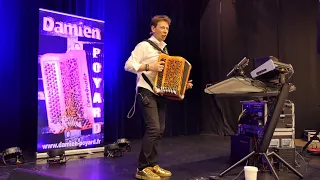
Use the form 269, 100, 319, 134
150, 15, 171, 27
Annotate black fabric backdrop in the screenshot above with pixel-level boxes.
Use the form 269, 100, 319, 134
99, 0, 204, 143
119, 0, 203, 141
200, 0, 320, 138
0, 0, 319, 156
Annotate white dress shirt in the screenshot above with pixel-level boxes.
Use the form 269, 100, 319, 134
124, 36, 167, 93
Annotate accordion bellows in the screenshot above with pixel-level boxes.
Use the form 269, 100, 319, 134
40, 50, 94, 134
153, 54, 192, 100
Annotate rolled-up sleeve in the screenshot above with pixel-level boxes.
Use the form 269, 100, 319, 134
124, 42, 145, 74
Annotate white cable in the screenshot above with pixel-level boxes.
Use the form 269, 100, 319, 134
127, 93, 143, 118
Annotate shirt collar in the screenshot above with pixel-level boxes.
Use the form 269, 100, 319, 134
149, 35, 167, 49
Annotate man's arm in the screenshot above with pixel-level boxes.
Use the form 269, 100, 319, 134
124, 43, 148, 74
124, 42, 165, 73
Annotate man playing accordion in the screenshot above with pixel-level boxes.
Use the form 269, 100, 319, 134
124, 15, 193, 180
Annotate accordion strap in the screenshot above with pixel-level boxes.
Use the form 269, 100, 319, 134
142, 73, 153, 90
141, 39, 169, 90
144, 39, 168, 55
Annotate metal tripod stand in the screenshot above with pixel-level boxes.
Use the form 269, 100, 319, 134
209, 83, 304, 180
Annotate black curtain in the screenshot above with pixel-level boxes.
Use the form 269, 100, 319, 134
279, 0, 320, 138
0, 0, 40, 156
200, 0, 320, 138
123, 0, 202, 139
103, 0, 203, 142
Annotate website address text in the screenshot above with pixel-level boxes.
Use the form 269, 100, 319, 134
42, 139, 102, 150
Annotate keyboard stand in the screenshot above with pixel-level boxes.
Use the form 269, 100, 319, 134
206, 81, 303, 180
204, 77, 265, 95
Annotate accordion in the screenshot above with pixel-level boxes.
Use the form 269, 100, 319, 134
40, 50, 94, 134
153, 54, 192, 100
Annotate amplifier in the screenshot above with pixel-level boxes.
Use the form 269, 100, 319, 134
239, 100, 294, 129
277, 101, 295, 130
277, 115, 293, 129
272, 147, 296, 170
238, 124, 264, 139
269, 129, 295, 149
239, 101, 267, 126
282, 101, 294, 115
230, 134, 255, 165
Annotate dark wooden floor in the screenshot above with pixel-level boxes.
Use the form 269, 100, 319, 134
0, 135, 319, 180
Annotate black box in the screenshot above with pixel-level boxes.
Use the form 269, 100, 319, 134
230, 134, 255, 165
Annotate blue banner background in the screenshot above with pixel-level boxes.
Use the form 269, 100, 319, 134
37, 9, 104, 153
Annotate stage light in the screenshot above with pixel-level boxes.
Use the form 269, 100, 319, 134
116, 138, 131, 152
47, 149, 66, 164
104, 138, 131, 158
104, 143, 122, 158
2, 147, 24, 165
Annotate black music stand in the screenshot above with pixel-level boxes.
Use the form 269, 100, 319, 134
208, 81, 304, 180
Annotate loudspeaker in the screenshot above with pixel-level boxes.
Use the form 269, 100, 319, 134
7, 168, 72, 180
230, 134, 254, 165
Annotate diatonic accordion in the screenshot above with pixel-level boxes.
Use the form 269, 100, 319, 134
40, 50, 94, 134
153, 54, 192, 100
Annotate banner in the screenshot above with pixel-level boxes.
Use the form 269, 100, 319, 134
37, 9, 104, 153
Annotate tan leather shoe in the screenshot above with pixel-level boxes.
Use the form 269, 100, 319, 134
135, 167, 161, 180
153, 165, 172, 177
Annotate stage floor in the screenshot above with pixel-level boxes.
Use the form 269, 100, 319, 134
0, 135, 319, 180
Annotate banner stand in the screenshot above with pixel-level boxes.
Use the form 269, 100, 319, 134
36, 147, 104, 159
37, 9, 105, 157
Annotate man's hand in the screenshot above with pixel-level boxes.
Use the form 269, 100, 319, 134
149, 60, 165, 72
186, 80, 193, 90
